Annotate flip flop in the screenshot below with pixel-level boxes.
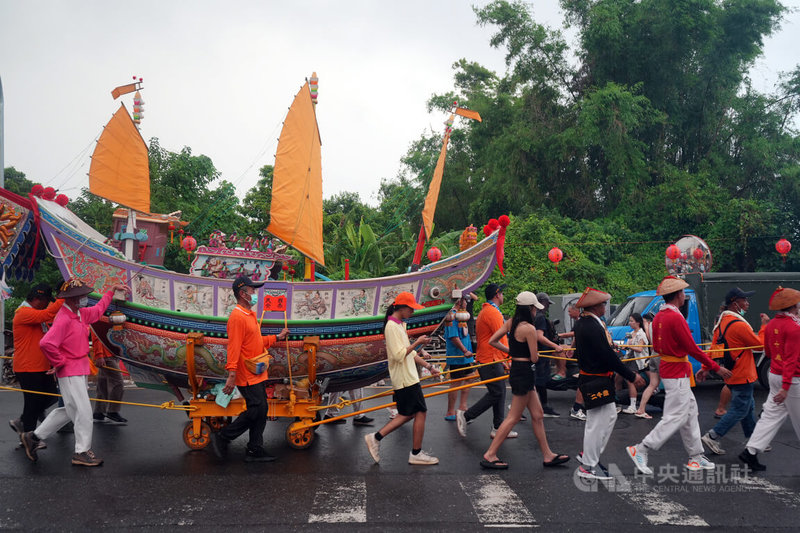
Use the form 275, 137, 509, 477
543, 454, 570, 467
444, 415, 456, 421
480, 458, 509, 470
635, 412, 652, 419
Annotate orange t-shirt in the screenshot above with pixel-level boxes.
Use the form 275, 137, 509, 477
708, 314, 765, 385
226, 305, 277, 386
475, 302, 507, 363
12, 299, 64, 372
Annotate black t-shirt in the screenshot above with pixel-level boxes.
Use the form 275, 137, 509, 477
534, 311, 555, 352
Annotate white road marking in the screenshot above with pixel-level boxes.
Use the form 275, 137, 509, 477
460, 474, 537, 528
732, 474, 800, 507
307, 477, 367, 523
601, 465, 708, 527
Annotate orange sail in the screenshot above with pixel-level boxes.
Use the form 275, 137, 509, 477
88, 104, 150, 213
267, 82, 325, 267
420, 128, 451, 241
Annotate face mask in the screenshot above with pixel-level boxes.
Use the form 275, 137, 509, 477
738, 308, 746, 317
249, 293, 258, 307
78, 297, 89, 308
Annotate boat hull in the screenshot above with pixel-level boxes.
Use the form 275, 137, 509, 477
28, 198, 499, 393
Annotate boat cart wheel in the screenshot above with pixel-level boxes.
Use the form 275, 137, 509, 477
286, 421, 315, 450
183, 420, 211, 450
207, 416, 228, 431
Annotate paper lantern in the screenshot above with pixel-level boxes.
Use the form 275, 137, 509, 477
427, 247, 442, 262
181, 236, 197, 261
692, 248, 704, 260
776, 238, 792, 260
666, 244, 681, 261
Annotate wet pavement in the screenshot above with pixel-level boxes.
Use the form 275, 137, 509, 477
1, 381, 799, 531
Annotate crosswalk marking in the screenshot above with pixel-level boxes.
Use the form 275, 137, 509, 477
624, 481, 710, 527
732, 474, 800, 507
460, 474, 537, 528
307, 477, 367, 523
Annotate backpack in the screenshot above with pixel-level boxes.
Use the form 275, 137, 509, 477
713, 318, 745, 371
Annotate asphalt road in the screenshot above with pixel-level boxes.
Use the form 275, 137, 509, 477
1, 381, 798, 531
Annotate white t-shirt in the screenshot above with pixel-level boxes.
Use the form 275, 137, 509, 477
631, 329, 649, 370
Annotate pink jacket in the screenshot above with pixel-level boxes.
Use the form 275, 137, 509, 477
40, 291, 114, 378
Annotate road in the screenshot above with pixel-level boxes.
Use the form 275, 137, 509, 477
1, 381, 798, 531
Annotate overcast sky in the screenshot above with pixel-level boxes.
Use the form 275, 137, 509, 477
1, 1, 798, 209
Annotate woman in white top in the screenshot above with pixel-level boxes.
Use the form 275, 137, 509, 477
621, 312, 649, 414
634, 312, 658, 419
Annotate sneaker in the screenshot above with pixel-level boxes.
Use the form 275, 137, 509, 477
408, 450, 439, 465
9, 418, 23, 435
244, 447, 276, 462
621, 406, 637, 415
210, 432, 229, 459
569, 408, 587, 421
323, 414, 346, 425
93, 412, 106, 423
686, 455, 715, 471
616, 405, 622, 414
72, 449, 103, 467
387, 408, 398, 420
352, 416, 374, 426
20, 431, 39, 462
702, 432, 726, 455
364, 433, 380, 463
542, 405, 560, 418
105, 413, 128, 424
626, 445, 653, 475
738, 449, 766, 471
576, 451, 584, 465
490, 427, 518, 439
456, 409, 467, 437
577, 465, 612, 480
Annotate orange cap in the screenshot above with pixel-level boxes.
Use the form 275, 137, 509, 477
393, 291, 423, 310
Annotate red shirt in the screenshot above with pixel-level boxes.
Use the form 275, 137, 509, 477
12, 299, 64, 372
653, 305, 720, 378
764, 313, 800, 391
226, 305, 278, 386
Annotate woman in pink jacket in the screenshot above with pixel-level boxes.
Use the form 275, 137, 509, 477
19, 278, 129, 467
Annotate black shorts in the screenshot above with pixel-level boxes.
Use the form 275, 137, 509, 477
509, 361, 536, 396
448, 362, 475, 380
393, 383, 427, 416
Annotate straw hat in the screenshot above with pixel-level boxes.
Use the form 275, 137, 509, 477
656, 275, 689, 296
56, 278, 94, 299
575, 287, 611, 308
768, 286, 800, 311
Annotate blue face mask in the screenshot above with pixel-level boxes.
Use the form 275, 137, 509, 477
250, 293, 259, 307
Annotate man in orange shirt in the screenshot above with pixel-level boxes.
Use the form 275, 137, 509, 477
10, 284, 63, 434
211, 276, 289, 462
701, 288, 768, 454
457, 283, 517, 439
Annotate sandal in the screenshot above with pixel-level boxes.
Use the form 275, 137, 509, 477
480, 458, 509, 469
543, 454, 570, 467
635, 412, 652, 419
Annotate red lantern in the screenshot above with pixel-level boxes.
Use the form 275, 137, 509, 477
692, 248, 704, 260
548, 247, 563, 272
776, 238, 791, 260
427, 247, 442, 262
181, 236, 197, 261
666, 244, 681, 260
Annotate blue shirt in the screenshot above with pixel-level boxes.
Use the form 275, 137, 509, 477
445, 315, 474, 365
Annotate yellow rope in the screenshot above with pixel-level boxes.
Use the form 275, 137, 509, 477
0, 384, 195, 411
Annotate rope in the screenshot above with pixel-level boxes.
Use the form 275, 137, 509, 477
0, 384, 195, 411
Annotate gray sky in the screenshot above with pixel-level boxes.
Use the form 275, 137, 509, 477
1, 0, 798, 209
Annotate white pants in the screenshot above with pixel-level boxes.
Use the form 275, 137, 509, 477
34, 374, 93, 454
326, 388, 364, 416
746, 373, 800, 454
641, 377, 703, 457
583, 401, 617, 467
